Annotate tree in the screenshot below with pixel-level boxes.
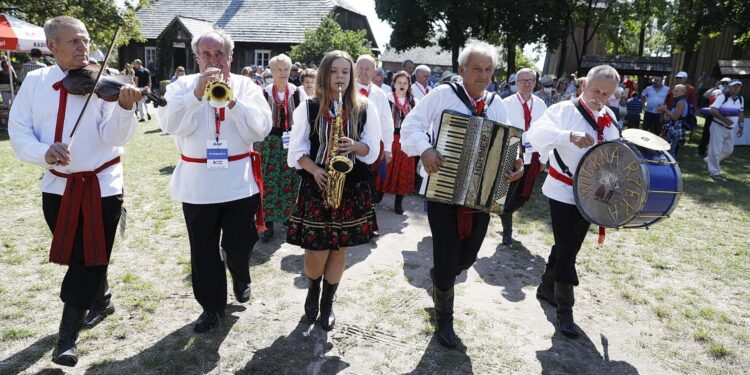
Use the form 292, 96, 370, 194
562, 0, 621, 73
477, 0, 566, 79
0, 0, 147, 57
664, 0, 725, 72
376, 0, 481, 72
289, 16, 373, 65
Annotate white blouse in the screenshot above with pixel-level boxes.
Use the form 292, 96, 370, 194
287, 99, 381, 169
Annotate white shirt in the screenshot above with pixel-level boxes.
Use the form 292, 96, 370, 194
411, 81, 431, 101
156, 73, 272, 204
356, 81, 394, 153
502, 93, 548, 164
400, 83, 510, 158
287, 99, 381, 169
527, 100, 620, 205
378, 83, 392, 95
9, 65, 137, 196
710, 93, 744, 128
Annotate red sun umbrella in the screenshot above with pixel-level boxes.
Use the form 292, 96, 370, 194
0, 13, 49, 104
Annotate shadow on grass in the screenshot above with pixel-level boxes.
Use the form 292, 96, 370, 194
402, 237, 467, 298
158, 165, 175, 175
83, 305, 244, 375
535, 301, 639, 375
237, 317, 349, 374
473, 242, 546, 302
402, 308, 473, 375
143, 128, 162, 135
0, 334, 56, 374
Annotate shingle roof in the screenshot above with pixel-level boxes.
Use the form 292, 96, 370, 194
167, 16, 214, 40
717, 60, 750, 76
137, 0, 368, 44
379, 45, 454, 67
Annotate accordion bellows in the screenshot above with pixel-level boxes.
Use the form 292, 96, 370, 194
426, 111, 523, 214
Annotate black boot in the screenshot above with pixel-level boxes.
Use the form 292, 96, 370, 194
319, 280, 339, 331
394, 195, 404, 215
52, 304, 85, 367
84, 278, 115, 328
536, 268, 557, 307
304, 276, 322, 321
260, 221, 274, 242
500, 212, 514, 246
433, 286, 457, 348
554, 282, 580, 339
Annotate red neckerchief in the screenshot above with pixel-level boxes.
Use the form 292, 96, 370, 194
322, 105, 349, 135
272, 84, 291, 130
415, 82, 429, 96
578, 98, 610, 142
359, 84, 370, 97
517, 93, 533, 130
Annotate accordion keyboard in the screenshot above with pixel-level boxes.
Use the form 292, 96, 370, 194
426, 115, 468, 202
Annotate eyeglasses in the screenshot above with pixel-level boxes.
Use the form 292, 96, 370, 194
518, 79, 535, 84
543, 85, 553, 88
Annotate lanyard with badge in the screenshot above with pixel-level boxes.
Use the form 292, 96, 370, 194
207, 106, 229, 168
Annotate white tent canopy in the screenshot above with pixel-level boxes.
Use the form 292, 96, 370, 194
0, 13, 49, 104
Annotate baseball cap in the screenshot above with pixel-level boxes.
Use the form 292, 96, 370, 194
728, 79, 743, 87
508, 73, 517, 83
675, 71, 688, 78
720, 77, 732, 83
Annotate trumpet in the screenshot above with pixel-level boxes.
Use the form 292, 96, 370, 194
203, 69, 234, 108
324, 83, 353, 209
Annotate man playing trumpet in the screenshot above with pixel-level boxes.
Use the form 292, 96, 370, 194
156, 30, 271, 333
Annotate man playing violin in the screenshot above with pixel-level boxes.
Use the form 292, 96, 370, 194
8, 16, 141, 367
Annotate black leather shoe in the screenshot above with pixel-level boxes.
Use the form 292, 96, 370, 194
193, 311, 220, 333
536, 269, 557, 307
500, 212, 515, 246
433, 287, 457, 348
554, 282, 580, 339
233, 280, 251, 303
557, 312, 580, 339
260, 225, 274, 242
83, 300, 115, 329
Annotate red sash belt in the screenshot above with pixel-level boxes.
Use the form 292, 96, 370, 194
521, 152, 542, 198
48, 156, 121, 266
549, 166, 573, 186
179, 151, 267, 232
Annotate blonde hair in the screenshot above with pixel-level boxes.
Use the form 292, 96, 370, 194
269, 54, 292, 70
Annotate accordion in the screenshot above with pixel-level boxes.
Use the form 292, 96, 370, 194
425, 110, 523, 214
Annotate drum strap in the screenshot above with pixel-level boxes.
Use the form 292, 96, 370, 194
553, 149, 573, 177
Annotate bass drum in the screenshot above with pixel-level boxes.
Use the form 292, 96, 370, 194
573, 139, 682, 228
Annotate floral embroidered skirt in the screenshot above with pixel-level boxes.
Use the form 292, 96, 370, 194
255, 134, 301, 222
287, 174, 377, 250
377, 134, 415, 195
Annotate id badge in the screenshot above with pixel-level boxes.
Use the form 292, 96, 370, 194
206, 139, 229, 169
282, 131, 291, 149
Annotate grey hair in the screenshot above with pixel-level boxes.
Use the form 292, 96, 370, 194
356, 54, 376, 67
375, 68, 385, 77
191, 30, 234, 58
458, 41, 498, 68
586, 65, 620, 83
516, 68, 536, 80
415, 64, 431, 74
269, 54, 292, 69
44, 16, 86, 41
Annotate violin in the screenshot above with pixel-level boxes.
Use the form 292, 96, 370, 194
63, 63, 167, 107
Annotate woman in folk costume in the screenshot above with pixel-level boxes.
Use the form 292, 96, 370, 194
377, 70, 418, 214
257, 54, 307, 241
286, 50, 381, 330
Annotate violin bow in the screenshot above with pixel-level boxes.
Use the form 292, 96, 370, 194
68, 22, 124, 143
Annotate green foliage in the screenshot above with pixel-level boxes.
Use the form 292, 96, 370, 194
0, 0, 147, 52
156, 26, 177, 79
289, 16, 372, 65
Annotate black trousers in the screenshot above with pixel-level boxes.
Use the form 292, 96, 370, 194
643, 112, 663, 135
427, 201, 490, 291
182, 195, 259, 313
502, 168, 532, 216
42, 193, 122, 310
546, 199, 591, 286
698, 117, 712, 156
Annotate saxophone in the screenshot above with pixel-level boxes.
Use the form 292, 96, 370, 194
324, 83, 354, 209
